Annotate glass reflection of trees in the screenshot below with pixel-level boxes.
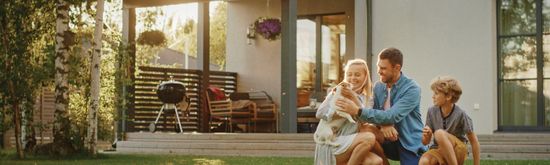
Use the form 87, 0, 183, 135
499, 0, 550, 127
500, 0, 537, 79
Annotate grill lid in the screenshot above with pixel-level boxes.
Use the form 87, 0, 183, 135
157, 79, 186, 104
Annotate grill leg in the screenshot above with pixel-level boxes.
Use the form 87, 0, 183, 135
174, 105, 184, 133
154, 104, 165, 124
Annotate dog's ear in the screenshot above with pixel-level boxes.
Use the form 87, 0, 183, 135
340, 87, 353, 98
337, 81, 349, 87
340, 86, 361, 106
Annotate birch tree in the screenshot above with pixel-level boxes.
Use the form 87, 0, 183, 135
54, 0, 76, 155
87, 0, 104, 156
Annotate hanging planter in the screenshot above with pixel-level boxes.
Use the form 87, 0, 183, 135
254, 17, 281, 41
137, 30, 167, 47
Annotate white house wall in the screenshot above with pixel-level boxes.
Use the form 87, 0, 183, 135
372, 0, 497, 134
227, 0, 357, 108
226, 0, 283, 105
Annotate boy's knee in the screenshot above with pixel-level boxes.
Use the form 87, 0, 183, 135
419, 154, 436, 165
434, 129, 447, 140
418, 156, 429, 165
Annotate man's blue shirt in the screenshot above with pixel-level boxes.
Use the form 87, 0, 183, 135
359, 73, 426, 155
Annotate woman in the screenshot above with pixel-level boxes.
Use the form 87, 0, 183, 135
315, 59, 382, 165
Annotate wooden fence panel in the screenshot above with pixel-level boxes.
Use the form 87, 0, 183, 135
129, 66, 237, 132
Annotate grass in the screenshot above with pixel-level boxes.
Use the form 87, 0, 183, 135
1, 150, 549, 165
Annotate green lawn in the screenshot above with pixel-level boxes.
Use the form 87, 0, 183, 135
1, 150, 549, 165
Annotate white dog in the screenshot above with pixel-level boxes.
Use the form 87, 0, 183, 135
314, 82, 357, 146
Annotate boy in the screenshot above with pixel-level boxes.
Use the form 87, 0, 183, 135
419, 76, 480, 165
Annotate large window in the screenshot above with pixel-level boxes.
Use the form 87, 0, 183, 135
498, 0, 550, 130
296, 14, 346, 105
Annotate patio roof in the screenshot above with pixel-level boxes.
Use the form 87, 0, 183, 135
123, 0, 211, 8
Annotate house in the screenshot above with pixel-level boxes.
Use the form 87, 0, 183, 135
111, 0, 550, 159
122, 0, 550, 135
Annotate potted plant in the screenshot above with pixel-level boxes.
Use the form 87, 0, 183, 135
253, 17, 281, 41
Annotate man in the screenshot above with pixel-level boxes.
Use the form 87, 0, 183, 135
337, 47, 425, 165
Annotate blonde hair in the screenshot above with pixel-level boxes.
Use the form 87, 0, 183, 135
430, 76, 462, 103
343, 59, 373, 98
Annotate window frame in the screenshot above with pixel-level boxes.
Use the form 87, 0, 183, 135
497, 0, 550, 131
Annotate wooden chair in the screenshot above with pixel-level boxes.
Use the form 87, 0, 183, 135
246, 91, 278, 133
206, 90, 251, 132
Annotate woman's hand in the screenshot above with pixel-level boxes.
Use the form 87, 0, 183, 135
336, 98, 359, 116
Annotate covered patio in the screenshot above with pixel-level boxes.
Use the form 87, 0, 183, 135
118, 0, 372, 135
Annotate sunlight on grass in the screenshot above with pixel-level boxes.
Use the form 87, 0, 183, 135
193, 158, 226, 165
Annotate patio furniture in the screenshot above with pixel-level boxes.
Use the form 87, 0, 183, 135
206, 87, 252, 132
231, 91, 278, 133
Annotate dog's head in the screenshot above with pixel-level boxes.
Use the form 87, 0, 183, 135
337, 82, 352, 90
336, 82, 355, 100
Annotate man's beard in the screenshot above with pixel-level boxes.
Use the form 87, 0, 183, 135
381, 74, 394, 84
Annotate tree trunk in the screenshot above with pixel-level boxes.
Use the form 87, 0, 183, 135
8, 82, 24, 159
24, 97, 37, 153
53, 0, 74, 156
86, 0, 104, 157
12, 100, 24, 159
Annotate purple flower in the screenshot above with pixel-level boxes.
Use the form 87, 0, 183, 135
255, 17, 281, 41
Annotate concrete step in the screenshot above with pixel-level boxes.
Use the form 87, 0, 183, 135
126, 139, 313, 143
480, 153, 550, 160
118, 141, 316, 150
477, 133, 550, 142
116, 147, 314, 157
126, 132, 313, 141
479, 141, 550, 145
478, 144, 550, 153
117, 133, 550, 159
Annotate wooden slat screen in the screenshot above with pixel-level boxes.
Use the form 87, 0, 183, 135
129, 66, 237, 132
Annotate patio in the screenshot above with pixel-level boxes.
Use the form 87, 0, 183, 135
116, 0, 364, 136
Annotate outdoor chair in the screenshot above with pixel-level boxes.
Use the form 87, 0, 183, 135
206, 87, 252, 132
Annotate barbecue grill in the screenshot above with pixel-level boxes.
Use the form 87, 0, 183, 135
149, 76, 190, 133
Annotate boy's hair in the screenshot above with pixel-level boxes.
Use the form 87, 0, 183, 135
430, 76, 462, 103
378, 47, 403, 67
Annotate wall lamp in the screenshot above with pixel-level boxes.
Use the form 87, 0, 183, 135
246, 24, 256, 45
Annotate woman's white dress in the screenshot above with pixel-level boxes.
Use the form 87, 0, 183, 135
314, 92, 373, 165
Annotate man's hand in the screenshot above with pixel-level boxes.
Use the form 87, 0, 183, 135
422, 126, 432, 145
380, 125, 398, 141
336, 98, 359, 116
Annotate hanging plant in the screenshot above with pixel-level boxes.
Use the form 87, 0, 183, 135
254, 17, 281, 41
137, 30, 167, 47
